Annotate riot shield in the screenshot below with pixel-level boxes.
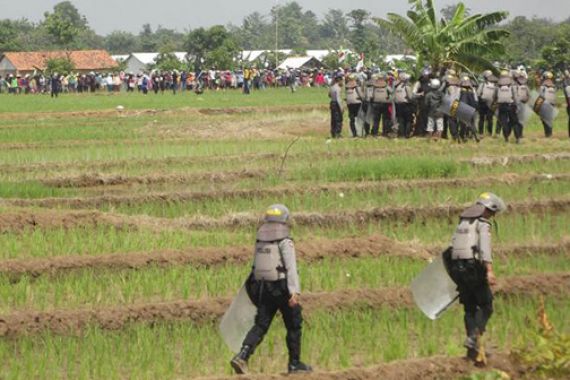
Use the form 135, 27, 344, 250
219, 284, 257, 353
517, 102, 533, 127
439, 96, 477, 125
531, 95, 558, 128
411, 250, 459, 320
355, 105, 366, 137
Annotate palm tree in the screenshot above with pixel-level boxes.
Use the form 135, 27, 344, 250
375, 0, 509, 75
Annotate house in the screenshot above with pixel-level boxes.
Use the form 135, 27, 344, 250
124, 52, 188, 73
0, 50, 118, 77
277, 56, 324, 70
111, 54, 129, 63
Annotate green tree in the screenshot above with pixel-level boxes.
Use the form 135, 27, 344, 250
105, 31, 139, 54
504, 17, 559, 65
347, 9, 371, 53
271, 2, 308, 48
43, 1, 89, 48
440, 3, 471, 21
45, 57, 74, 75
154, 47, 184, 71
321, 9, 350, 47
0, 20, 23, 52
184, 26, 239, 69
376, 0, 509, 73
540, 24, 570, 71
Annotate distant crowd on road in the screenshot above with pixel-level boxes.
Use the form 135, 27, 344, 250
328, 67, 570, 142
0, 67, 335, 97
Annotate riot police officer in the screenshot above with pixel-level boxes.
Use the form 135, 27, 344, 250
329, 74, 344, 138
495, 70, 518, 142
369, 73, 392, 137
230, 204, 312, 375
540, 71, 557, 137
477, 70, 497, 136
345, 74, 364, 137
449, 193, 506, 365
564, 70, 570, 137
393, 72, 414, 138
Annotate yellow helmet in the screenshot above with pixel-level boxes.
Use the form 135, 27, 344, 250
544, 71, 554, 79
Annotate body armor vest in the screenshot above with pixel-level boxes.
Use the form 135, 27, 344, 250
346, 86, 362, 104
253, 240, 287, 281
480, 83, 495, 103
394, 84, 410, 103
497, 84, 514, 104
516, 85, 530, 103
372, 86, 389, 103
447, 85, 461, 101
543, 86, 557, 104
451, 218, 487, 260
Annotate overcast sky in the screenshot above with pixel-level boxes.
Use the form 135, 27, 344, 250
4, 0, 570, 35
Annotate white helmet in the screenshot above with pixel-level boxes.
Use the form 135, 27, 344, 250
476, 192, 506, 213
429, 78, 441, 89
264, 204, 290, 223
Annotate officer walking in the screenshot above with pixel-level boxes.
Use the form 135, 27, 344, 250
230, 204, 312, 375
514, 72, 531, 142
329, 74, 344, 138
449, 193, 506, 365
345, 73, 364, 137
393, 72, 414, 138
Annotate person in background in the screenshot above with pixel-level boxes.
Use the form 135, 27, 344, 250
329, 74, 344, 138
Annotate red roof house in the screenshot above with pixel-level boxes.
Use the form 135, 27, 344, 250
0, 50, 118, 77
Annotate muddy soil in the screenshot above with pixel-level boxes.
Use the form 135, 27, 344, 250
469, 152, 570, 166
12, 173, 566, 210
1, 198, 568, 234
0, 273, 567, 337
0, 104, 328, 122
196, 353, 524, 380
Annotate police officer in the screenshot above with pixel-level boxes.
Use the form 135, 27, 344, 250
394, 72, 414, 138
441, 70, 461, 140
564, 70, 570, 138
514, 72, 531, 143
412, 68, 432, 136
329, 74, 344, 138
370, 73, 392, 137
345, 73, 364, 137
459, 76, 479, 142
231, 204, 312, 375
449, 193, 506, 365
494, 70, 518, 142
477, 70, 497, 136
540, 71, 557, 137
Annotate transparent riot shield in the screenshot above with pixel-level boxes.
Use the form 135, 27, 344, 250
355, 105, 366, 137
219, 285, 257, 353
516, 102, 533, 127
531, 94, 559, 128
411, 252, 459, 320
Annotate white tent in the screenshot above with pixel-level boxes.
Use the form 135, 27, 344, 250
125, 52, 188, 73
277, 56, 323, 70
384, 54, 417, 64
111, 55, 129, 63
240, 50, 292, 63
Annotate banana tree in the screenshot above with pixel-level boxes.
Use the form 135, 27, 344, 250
375, 0, 509, 75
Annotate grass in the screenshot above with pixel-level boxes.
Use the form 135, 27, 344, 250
0, 296, 566, 379
0, 254, 568, 313
0, 87, 327, 113
0, 87, 568, 378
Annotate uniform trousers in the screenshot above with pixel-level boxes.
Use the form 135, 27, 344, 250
243, 279, 303, 362
450, 259, 493, 338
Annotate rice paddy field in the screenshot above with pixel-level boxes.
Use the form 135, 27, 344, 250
0, 87, 568, 379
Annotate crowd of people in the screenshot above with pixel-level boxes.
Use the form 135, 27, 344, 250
0, 67, 333, 97
329, 67, 570, 142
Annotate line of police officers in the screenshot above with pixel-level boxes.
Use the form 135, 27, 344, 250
329, 68, 570, 141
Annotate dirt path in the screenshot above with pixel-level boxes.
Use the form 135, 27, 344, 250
10, 173, 564, 210
1, 198, 568, 234
195, 353, 522, 380
0, 273, 567, 337
1, 236, 567, 278
0, 104, 329, 122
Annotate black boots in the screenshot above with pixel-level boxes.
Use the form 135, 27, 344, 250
230, 345, 252, 374
288, 360, 313, 374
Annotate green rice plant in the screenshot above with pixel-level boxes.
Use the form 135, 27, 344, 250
0, 296, 566, 379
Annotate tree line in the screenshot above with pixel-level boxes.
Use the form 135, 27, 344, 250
0, 1, 569, 71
